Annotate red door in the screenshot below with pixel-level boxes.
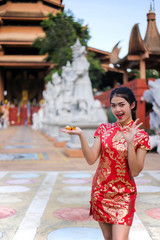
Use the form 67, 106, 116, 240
9, 107, 40, 125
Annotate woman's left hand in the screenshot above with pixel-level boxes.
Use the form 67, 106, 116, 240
120, 118, 143, 143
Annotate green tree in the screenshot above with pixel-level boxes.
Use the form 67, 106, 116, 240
33, 10, 104, 89
146, 69, 160, 79
128, 69, 160, 80
87, 51, 105, 89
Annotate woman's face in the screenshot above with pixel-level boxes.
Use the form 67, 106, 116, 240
110, 96, 135, 126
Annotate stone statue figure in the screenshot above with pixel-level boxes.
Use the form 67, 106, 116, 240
143, 79, 160, 130
32, 112, 38, 130
34, 104, 44, 130
143, 79, 160, 154
32, 38, 108, 141
42, 89, 49, 122
44, 81, 55, 123
51, 72, 63, 120
71, 39, 101, 122
61, 61, 75, 118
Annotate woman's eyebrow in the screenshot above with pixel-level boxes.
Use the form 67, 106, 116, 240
111, 101, 125, 105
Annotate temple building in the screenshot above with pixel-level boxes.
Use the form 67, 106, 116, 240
1, 1, 158, 127
0, 0, 121, 125
110, 5, 160, 83
96, 5, 160, 128
0, 0, 65, 124
88, 46, 124, 89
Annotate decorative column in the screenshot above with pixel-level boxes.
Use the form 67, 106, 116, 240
140, 60, 146, 79
123, 71, 128, 84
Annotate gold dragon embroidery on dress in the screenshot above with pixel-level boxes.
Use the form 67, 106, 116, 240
111, 130, 129, 176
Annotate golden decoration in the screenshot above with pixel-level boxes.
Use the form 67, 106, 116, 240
65, 125, 76, 130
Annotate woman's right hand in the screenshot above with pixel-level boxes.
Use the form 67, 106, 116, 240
60, 127, 83, 136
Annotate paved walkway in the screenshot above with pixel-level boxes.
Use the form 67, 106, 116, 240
0, 126, 160, 240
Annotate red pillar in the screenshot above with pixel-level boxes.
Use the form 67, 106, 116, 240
134, 78, 149, 128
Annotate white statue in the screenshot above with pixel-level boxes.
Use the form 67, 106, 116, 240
33, 39, 108, 139
71, 39, 107, 122
52, 72, 63, 119
149, 135, 160, 154
32, 112, 38, 130
71, 40, 94, 110
61, 61, 75, 117
143, 79, 160, 131
90, 100, 107, 122
143, 79, 160, 154
44, 82, 55, 123
36, 105, 44, 130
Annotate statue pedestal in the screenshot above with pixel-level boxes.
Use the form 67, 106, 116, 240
64, 122, 101, 157
47, 123, 59, 138
44, 134, 55, 142
64, 145, 84, 158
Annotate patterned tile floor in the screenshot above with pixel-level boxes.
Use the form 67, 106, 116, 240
0, 126, 160, 240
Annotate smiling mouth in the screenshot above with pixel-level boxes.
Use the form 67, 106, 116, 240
116, 113, 124, 119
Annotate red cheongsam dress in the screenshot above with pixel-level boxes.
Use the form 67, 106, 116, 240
90, 121, 150, 226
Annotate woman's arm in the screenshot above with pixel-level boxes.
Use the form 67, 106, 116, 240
79, 132, 101, 165
60, 127, 101, 165
127, 143, 147, 177
120, 119, 147, 177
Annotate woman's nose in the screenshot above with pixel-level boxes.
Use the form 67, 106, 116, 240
115, 105, 121, 111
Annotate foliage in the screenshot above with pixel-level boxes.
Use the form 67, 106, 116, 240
33, 10, 104, 89
128, 69, 160, 80
146, 69, 160, 79
128, 69, 140, 79
144, 128, 156, 135
87, 51, 105, 89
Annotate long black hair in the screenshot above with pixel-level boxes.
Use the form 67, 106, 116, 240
110, 87, 137, 120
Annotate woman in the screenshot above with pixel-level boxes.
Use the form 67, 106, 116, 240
61, 87, 150, 240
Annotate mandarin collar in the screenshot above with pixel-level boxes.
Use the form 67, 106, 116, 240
117, 120, 134, 128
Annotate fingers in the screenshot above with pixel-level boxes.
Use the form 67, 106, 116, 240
136, 122, 143, 129
132, 118, 139, 127
132, 118, 143, 129
60, 128, 75, 133
120, 126, 131, 134
120, 120, 143, 132
60, 127, 81, 135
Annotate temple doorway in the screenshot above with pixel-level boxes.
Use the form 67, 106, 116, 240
4, 69, 44, 125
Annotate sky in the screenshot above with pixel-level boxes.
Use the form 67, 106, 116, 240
63, 0, 160, 58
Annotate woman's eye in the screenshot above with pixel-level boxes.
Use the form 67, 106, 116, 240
119, 104, 124, 107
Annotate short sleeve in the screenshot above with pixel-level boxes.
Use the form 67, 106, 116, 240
94, 124, 104, 138
136, 131, 150, 151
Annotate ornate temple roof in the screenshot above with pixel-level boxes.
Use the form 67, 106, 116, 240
110, 7, 160, 71
144, 10, 160, 53
128, 24, 147, 55
0, 1, 63, 44
0, 0, 63, 69
88, 46, 110, 65
0, 55, 47, 63
0, 26, 45, 42
0, 0, 64, 19
110, 41, 121, 64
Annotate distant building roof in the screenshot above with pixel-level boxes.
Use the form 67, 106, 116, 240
0, 26, 45, 42
0, 0, 64, 19
110, 8, 160, 71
